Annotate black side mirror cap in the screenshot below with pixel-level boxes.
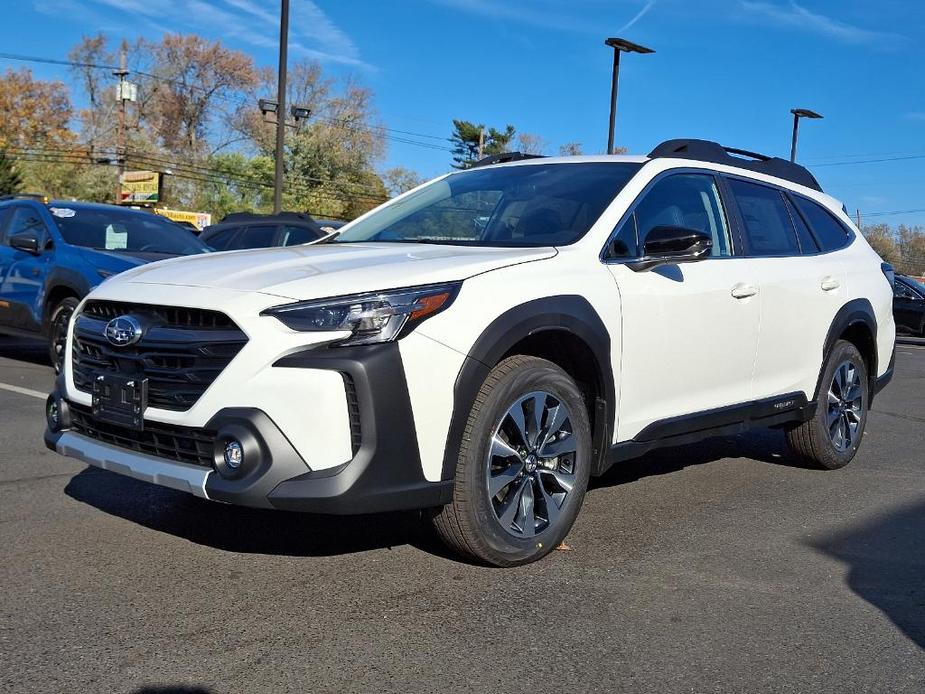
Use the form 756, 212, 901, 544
628, 225, 713, 272
9, 231, 41, 255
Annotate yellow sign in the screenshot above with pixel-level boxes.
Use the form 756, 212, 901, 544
120, 170, 160, 203
154, 207, 212, 231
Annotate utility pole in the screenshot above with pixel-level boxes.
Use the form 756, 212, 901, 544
114, 43, 128, 205
273, 0, 290, 214
477, 127, 485, 160
856, 209, 862, 230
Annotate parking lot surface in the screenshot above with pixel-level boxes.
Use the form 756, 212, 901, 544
1, 336, 923, 693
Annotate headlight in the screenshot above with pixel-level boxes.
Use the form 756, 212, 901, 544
261, 282, 461, 346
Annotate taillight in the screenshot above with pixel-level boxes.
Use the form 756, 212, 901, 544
881, 262, 895, 289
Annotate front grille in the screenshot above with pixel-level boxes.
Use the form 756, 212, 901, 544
69, 403, 215, 467
72, 301, 248, 411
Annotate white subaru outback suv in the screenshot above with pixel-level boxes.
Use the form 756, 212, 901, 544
45, 139, 896, 566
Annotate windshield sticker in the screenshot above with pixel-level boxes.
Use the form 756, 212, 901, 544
49, 207, 76, 218
105, 224, 128, 250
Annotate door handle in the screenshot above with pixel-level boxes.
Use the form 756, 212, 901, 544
820, 276, 841, 291
731, 283, 759, 299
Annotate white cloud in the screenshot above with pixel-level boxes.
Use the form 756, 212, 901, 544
34, 0, 368, 68
739, 1, 904, 46
431, 0, 655, 35
616, 0, 655, 34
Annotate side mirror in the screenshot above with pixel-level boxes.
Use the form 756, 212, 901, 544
9, 230, 41, 255
628, 225, 713, 272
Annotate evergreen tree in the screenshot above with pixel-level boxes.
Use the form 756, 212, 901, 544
0, 151, 22, 195
450, 120, 516, 169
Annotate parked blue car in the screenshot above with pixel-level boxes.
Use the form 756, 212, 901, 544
0, 196, 209, 371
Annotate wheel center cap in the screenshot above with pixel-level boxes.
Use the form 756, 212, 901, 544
525, 454, 538, 473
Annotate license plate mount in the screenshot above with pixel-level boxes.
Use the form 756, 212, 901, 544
91, 373, 147, 430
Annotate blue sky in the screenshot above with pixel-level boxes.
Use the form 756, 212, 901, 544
3, 0, 923, 227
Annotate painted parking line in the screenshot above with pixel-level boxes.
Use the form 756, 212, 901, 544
0, 382, 48, 400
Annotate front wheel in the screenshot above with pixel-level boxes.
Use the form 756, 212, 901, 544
48, 297, 79, 374
785, 340, 869, 469
433, 356, 592, 566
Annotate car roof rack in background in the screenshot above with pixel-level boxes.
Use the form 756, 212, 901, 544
470, 152, 547, 168
648, 139, 823, 192
0, 192, 49, 203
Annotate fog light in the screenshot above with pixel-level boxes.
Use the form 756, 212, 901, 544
47, 399, 60, 431
223, 440, 244, 469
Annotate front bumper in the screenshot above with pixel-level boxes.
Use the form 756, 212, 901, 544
45, 342, 454, 514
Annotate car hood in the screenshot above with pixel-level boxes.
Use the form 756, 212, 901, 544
112, 242, 557, 299
78, 247, 182, 270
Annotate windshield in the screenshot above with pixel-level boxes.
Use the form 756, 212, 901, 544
335, 162, 642, 247
51, 207, 209, 255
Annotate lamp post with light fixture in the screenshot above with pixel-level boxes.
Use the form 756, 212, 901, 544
790, 108, 823, 162
604, 37, 654, 155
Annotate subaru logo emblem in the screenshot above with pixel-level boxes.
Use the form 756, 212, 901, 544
104, 315, 143, 347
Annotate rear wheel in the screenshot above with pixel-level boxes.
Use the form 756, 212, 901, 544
433, 356, 592, 566
48, 297, 79, 373
786, 340, 868, 469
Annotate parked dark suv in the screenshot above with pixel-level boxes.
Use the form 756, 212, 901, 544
199, 211, 327, 251
893, 274, 925, 336
0, 197, 209, 370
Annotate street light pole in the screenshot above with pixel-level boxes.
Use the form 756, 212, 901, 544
607, 49, 621, 156
604, 38, 654, 155
789, 108, 823, 162
273, 0, 290, 214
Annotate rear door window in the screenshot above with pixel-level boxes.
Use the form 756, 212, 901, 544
785, 197, 820, 254
727, 179, 799, 256
204, 227, 241, 251
233, 225, 277, 250
791, 195, 852, 252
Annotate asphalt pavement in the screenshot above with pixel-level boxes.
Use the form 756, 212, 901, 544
1, 335, 923, 693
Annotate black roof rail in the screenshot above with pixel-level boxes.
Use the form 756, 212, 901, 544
469, 152, 546, 168
0, 192, 49, 203
648, 139, 822, 192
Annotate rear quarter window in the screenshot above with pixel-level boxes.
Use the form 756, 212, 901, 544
791, 195, 852, 252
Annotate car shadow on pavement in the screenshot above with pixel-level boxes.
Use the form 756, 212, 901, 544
807, 498, 925, 650
64, 466, 450, 559
0, 335, 50, 368
591, 426, 809, 490
64, 428, 807, 562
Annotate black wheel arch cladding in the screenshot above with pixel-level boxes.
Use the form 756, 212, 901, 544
441, 295, 614, 481
815, 298, 879, 402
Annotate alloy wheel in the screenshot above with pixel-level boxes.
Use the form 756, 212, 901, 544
486, 391, 577, 538
827, 360, 863, 452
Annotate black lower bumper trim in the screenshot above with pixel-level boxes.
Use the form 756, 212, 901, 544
268, 343, 453, 514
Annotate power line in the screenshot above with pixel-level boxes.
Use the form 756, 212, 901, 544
812, 154, 925, 168
0, 51, 453, 153
861, 208, 925, 218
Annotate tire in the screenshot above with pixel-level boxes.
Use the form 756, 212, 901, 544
785, 340, 869, 470
48, 297, 79, 374
432, 355, 592, 567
